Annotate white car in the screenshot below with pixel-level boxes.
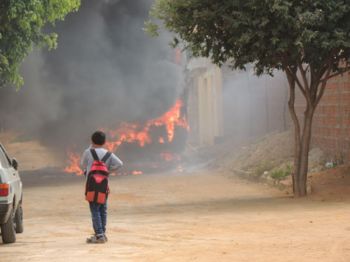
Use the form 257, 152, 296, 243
0, 144, 23, 244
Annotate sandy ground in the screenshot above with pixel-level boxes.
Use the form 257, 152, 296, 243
1, 169, 350, 262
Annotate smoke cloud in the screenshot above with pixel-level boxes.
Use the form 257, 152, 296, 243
0, 0, 182, 151
222, 66, 289, 143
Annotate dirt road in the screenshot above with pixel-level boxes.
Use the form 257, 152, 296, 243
1, 169, 350, 261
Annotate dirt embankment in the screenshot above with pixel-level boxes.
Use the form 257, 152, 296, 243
0, 132, 61, 171
204, 130, 350, 201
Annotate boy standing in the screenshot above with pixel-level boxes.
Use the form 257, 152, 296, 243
80, 131, 123, 244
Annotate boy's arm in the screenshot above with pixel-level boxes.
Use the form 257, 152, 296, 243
109, 153, 123, 171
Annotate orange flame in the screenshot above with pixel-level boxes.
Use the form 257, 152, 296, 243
64, 151, 83, 176
131, 170, 143, 175
104, 99, 188, 152
64, 99, 189, 176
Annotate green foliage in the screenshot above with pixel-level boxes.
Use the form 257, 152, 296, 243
0, 0, 80, 88
270, 165, 292, 180
148, 0, 350, 76
144, 20, 159, 37
253, 161, 274, 177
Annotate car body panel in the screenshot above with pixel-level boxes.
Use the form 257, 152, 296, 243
0, 144, 22, 225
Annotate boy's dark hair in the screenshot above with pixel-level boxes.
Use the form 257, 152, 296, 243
91, 131, 106, 145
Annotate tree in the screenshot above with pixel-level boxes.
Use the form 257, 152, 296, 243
0, 0, 80, 88
148, 0, 350, 197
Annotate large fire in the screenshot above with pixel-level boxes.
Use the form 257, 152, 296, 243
64, 99, 189, 175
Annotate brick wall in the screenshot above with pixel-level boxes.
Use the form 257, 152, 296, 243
311, 72, 350, 162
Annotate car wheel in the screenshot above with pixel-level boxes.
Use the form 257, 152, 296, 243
15, 204, 23, 234
1, 209, 16, 244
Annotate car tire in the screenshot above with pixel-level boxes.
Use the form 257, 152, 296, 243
1, 209, 16, 244
15, 204, 23, 234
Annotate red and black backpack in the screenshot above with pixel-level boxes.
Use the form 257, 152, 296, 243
85, 149, 111, 204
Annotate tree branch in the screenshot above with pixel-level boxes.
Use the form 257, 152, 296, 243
305, 64, 310, 73
309, 65, 318, 100
285, 70, 301, 140
281, 55, 311, 104
315, 67, 332, 107
298, 62, 311, 95
285, 65, 308, 98
320, 67, 350, 83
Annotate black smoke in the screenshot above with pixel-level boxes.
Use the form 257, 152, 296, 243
0, 0, 182, 152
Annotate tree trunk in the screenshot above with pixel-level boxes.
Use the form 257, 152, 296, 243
292, 107, 314, 197
285, 62, 340, 197
286, 69, 315, 197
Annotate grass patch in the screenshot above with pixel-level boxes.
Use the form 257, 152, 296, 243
270, 165, 292, 180
253, 161, 274, 177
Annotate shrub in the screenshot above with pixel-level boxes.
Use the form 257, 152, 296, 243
270, 165, 292, 181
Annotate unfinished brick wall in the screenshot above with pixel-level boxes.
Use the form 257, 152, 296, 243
311, 72, 350, 163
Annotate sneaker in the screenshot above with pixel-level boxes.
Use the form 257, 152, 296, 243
104, 234, 108, 242
86, 235, 106, 244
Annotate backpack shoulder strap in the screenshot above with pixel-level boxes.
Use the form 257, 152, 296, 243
90, 148, 99, 161
101, 152, 111, 163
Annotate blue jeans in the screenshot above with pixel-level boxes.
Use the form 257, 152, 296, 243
89, 202, 107, 236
